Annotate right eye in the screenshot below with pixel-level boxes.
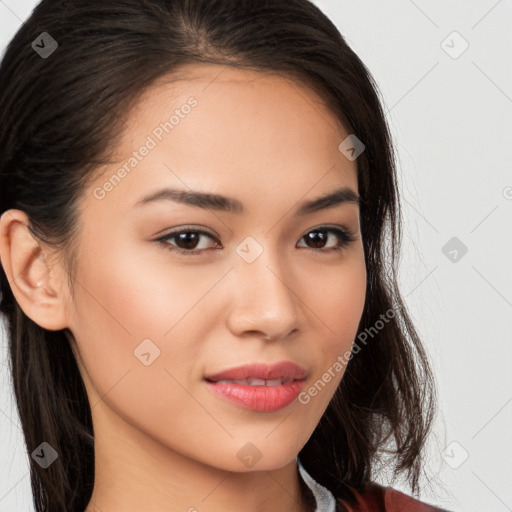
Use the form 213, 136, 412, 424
155, 227, 221, 256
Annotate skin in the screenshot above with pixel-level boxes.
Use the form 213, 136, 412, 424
0, 63, 367, 512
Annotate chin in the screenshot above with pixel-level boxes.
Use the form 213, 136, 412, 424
204, 439, 302, 473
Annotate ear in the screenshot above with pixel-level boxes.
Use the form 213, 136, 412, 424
0, 209, 70, 331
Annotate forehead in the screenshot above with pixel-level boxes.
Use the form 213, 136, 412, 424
87, 63, 358, 213
121, 62, 350, 154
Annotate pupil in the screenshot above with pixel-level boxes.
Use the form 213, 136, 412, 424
307, 229, 326, 248
177, 232, 199, 249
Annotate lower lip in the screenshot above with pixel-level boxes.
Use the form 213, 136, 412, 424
205, 379, 305, 412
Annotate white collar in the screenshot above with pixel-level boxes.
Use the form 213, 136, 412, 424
296, 456, 337, 512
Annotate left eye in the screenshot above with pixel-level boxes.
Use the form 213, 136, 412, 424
156, 226, 356, 256
297, 227, 356, 251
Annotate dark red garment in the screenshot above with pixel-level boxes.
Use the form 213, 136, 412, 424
336, 482, 451, 512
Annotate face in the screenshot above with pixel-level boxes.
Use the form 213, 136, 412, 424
64, 63, 367, 472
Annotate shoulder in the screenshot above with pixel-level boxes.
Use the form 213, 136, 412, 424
336, 482, 452, 512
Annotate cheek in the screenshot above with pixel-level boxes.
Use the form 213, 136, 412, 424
68, 246, 217, 442
68, 241, 222, 389
301, 255, 366, 399
311, 254, 367, 348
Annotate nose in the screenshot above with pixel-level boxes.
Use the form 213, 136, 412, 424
226, 247, 304, 341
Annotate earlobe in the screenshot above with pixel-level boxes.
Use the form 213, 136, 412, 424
0, 209, 69, 331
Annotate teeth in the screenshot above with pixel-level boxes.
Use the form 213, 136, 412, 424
214, 378, 286, 386
246, 378, 266, 385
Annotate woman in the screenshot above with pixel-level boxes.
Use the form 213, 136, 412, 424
0, 1, 449, 511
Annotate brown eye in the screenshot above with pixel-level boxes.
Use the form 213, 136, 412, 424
156, 225, 356, 257
298, 227, 356, 252
304, 229, 329, 249
172, 232, 203, 250
156, 228, 220, 255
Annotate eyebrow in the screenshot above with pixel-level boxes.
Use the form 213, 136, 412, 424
134, 185, 360, 215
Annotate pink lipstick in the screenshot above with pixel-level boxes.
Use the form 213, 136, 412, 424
204, 361, 307, 412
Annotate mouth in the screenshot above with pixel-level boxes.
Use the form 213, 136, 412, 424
205, 377, 295, 386
204, 360, 308, 382
204, 361, 307, 412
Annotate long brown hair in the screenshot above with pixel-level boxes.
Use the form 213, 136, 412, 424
0, 1, 437, 510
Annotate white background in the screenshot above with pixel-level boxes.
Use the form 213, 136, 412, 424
1, 1, 511, 511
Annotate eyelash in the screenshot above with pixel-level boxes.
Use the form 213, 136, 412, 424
155, 225, 357, 256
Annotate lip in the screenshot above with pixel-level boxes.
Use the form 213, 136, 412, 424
204, 361, 308, 412
204, 361, 308, 382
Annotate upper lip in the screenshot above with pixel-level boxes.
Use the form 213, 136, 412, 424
204, 361, 308, 382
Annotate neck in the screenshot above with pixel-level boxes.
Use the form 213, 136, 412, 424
84, 404, 311, 512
